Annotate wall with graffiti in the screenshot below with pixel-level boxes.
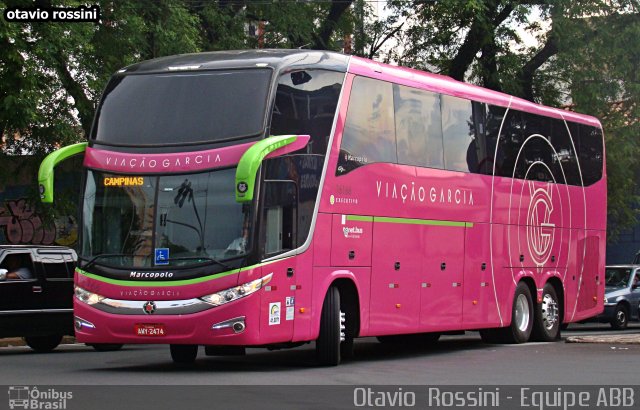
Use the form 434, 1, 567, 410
0, 155, 82, 249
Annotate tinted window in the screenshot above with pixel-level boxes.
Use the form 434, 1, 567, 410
393, 85, 443, 168
262, 181, 297, 256
550, 118, 580, 185
267, 70, 343, 246
494, 109, 525, 178
578, 124, 604, 186
38, 253, 75, 279
516, 113, 553, 182
337, 76, 396, 175
441, 95, 475, 172
270, 70, 343, 155
94, 69, 272, 145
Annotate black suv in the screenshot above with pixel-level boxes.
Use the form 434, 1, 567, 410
0, 245, 76, 352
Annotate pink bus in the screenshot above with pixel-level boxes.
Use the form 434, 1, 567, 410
39, 50, 606, 365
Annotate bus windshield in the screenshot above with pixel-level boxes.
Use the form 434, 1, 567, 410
93, 69, 272, 145
81, 168, 251, 269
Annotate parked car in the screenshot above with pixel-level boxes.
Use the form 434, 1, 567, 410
599, 265, 640, 329
0, 245, 122, 352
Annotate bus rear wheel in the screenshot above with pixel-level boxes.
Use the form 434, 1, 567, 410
531, 283, 560, 342
170, 344, 198, 364
316, 286, 344, 366
505, 282, 534, 343
480, 282, 533, 344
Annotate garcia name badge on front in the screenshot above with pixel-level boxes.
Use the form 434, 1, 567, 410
269, 302, 281, 326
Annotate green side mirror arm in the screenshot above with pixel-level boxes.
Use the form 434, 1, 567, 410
235, 135, 305, 203
38, 142, 88, 203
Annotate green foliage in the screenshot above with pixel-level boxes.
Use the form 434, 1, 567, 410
384, 0, 640, 242
1, 0, 637, 242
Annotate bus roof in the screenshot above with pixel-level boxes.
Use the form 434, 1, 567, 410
120, 49, 350, 75
349, 56, 601, 128
119, 49, 600, 128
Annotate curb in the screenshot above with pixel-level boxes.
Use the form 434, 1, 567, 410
0, 336, 76, 348
566, 335, 640, 345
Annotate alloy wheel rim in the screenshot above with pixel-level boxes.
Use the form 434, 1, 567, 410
515, 294, 530, 332
541, 293, 558, 330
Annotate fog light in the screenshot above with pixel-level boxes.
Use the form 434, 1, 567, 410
74, 316, 95, 331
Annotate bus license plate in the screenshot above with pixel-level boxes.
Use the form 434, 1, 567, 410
135, 324, 166, 337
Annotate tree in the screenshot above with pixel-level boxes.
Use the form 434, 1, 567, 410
386, 0, 640, 241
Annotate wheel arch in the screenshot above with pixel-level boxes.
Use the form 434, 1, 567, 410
311, 270, 363, 340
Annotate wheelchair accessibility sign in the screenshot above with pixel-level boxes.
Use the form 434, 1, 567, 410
155, 248, 170, 265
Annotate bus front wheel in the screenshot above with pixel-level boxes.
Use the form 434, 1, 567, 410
170, 344, 198, 364
316, 286, 343, 366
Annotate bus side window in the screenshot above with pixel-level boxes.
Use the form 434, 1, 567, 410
262, 181, 297, 257
337, 76, 396, 175
577, 124, 603, 186
441, 95, 475, 173
393, 85, 443, 169
550, 118, 580, 185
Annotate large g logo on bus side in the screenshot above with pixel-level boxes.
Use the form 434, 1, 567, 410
526, 182, 555, 267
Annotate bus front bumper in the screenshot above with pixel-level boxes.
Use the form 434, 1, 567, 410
73, 295, 263, 346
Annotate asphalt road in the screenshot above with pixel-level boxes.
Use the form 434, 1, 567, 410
1, 323, 638, 386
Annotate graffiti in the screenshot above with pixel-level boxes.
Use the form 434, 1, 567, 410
0, 198, 77, 246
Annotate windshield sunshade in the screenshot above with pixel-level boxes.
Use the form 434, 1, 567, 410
93, 69, 272, 145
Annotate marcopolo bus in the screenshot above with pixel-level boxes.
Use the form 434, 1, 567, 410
39, 50, 606, 365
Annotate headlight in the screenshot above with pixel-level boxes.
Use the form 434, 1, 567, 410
200, 273, 272, 307
75, 286, 105, 305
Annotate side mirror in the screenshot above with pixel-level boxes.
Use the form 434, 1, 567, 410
0, 269, 7, 281
38, 142, 88, 203
235, 135, 309, 203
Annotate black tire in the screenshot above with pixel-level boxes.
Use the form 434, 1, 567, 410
89, 343, 124, 352
504, 282, 534, 343
531, 283, 561, 342
611, 304, 629, 330
24, 335, 63, 353
316, 286, 342, 366
482, 282, 533, 344
170, 344, 198, 364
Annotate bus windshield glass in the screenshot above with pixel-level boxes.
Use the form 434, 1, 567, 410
81, 168, 251, 269
93, 69, 272, 145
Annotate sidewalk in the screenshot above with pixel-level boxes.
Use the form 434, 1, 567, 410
0, 336, 76, 348
566, 333, 640, 344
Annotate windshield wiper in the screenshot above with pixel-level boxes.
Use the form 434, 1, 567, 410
164, 256, 232, 271
81, 253, 135, 270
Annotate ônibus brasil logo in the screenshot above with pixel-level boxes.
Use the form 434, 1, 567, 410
526, 183, 555, 267
8, 386, 73, 409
